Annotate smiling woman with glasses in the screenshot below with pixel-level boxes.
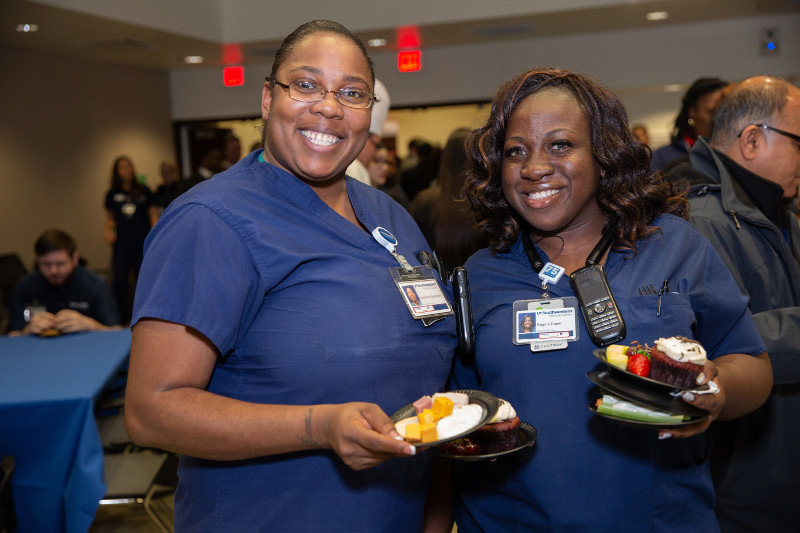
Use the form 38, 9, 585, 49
125, 19, 456, 532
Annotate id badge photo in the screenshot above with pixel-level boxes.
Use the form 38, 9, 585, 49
512, 297, 580, 352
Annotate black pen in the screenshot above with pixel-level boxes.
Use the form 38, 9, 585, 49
657, 279, 668, 317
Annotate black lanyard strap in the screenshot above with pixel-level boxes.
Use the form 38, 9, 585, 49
521, 229, 613, 273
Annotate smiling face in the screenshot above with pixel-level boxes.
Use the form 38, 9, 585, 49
522, 314, 533, 331
261, 32, 372, 186
405, 286, 419, 304
501, 87, 605, 239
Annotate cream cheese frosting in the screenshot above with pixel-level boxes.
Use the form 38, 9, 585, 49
654, 336, 706, 364
437, 404, 484, 440
488, 399, 517, 423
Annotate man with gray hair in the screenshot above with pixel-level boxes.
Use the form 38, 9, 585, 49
666, 75, 800, 532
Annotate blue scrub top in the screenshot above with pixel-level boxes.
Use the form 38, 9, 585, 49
133, 152, 457, 531
450, 215, 765, 532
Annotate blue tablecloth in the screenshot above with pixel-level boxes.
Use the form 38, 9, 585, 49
0, 329, 132, 533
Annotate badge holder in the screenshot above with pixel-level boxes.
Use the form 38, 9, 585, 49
520, 228, 624, 348
372, 227, 453, 327
512, 298, 580, 352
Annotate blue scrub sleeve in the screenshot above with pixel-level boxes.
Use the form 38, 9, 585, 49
133, 203, 264, 355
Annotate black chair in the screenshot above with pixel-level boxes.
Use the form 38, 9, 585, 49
0, 254, 27, 335
0, 254, 27, 307
0, 455, 17, 533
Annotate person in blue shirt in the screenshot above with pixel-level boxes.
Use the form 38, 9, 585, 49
436, 68, 772, 532
8, 229, 120, 335
124, 20, 456, 531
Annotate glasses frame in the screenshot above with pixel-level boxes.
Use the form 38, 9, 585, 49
266, 77, 378, 110
739, 124, 800, 146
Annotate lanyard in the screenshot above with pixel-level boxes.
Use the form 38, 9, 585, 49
521, 230, 613, 297
521, 230, 613, 273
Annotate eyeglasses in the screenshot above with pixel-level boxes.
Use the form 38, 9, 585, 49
739, 124, 800, 147
266, 78, 379, 109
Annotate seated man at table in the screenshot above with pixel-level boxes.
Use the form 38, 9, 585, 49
7, 229, 121, 336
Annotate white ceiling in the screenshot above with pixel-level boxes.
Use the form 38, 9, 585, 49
3, 0, 799, 71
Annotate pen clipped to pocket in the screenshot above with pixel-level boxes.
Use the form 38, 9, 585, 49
638, 279, 669, 317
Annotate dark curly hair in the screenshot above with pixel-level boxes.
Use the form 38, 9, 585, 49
464, 67, 688, 255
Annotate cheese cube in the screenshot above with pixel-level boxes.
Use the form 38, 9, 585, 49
420, 423, 438, 443
419, 409, 437, 425
404, 423, 421, 442
432, 396, 454, 419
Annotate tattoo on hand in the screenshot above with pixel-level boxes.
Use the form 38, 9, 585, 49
298, 407, 320, 447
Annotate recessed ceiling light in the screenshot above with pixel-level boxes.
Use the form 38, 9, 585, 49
367, 38, 387, 47
184, 55, 204, 64
646, 11, 669, 21
16, 24, 39, 32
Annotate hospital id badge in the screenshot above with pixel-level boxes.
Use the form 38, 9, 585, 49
512, 297, 579, 352
391, 267, 453, 326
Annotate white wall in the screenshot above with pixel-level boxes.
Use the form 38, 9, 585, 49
168, 13, 800, 148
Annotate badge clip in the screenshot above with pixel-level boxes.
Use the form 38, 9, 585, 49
538, 262, 565, 285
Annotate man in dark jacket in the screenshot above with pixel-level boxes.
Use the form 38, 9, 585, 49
8, 229, 120, 335
665, 75, 800, 533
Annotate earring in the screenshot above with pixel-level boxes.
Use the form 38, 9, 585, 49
687, 118, 695, 127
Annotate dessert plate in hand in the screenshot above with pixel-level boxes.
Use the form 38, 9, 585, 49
390, 390, 499, 448
593, 349, 710, 392
587, 370, 707, 418
587, 402, 707, 429
432, 421, 537, 461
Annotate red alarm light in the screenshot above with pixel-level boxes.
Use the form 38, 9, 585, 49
397, 26, 421, 49
398, 50, 421, 73
223, 43, 243, 65
223, 66, 244, 87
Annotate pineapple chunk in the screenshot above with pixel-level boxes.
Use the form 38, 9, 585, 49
606, 344, 629, 370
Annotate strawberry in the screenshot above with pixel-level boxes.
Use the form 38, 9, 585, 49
627, 352, 651, 377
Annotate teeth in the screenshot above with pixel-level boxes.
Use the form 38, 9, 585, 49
525, 189, 560, 200
301, 130, 340, 146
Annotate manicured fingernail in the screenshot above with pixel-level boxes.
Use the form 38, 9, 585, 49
407, 445, 416, 456
393, 435, 404, 441
696, 373, 705, 384
682, 391, 695, 402
658, 433, 672, 440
